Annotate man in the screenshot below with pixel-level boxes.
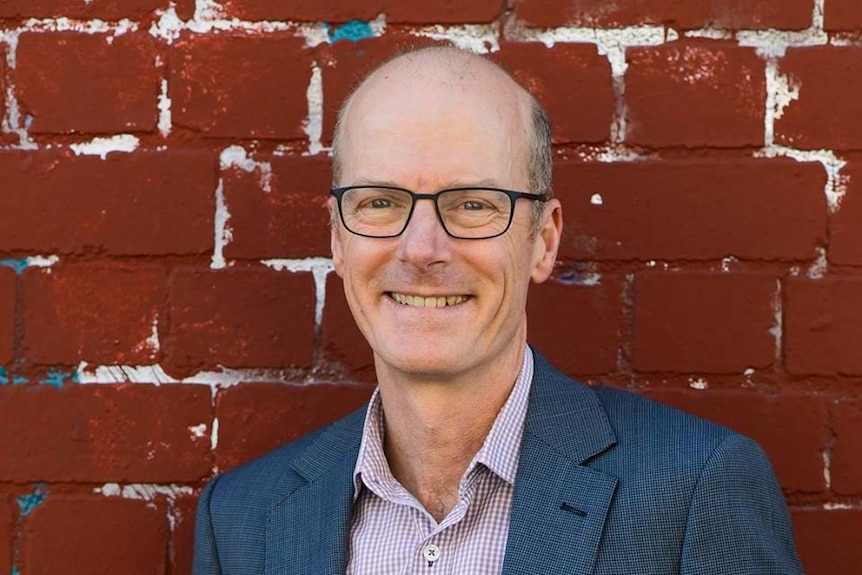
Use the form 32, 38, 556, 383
193, 46, 803, 574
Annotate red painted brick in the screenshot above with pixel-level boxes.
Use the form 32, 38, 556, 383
215, 382, 372, 470
171, 495, 198, 575
170, 35, 311, 140
825, 0, 862, 32
557, 159, 826, 261
321, 273, 375, 382
222, 0, 503, 23
22, 265, 165, 366
16, 32, 158, 134
166, 268, 315, 376
0, 0, 168, 19
646, 391, 827, 493
0, 384, 211, 482
0, 497, 11, 575
0, 150, 215, 256
633, 272, 777, 373
318, 35, 442, 145
832, 400, 862, 495
792, 509, 862, 575
830, 159, 862, 265
515, 0, 812, 30
0, 268, 15, 365
626, 44, 765, 148
775, 48, 862, 150
785, 278, 862, 376
21, 496, 169, 575
494, 42, 614, 144
527, 278, 621, 375
223, 155, 331, 260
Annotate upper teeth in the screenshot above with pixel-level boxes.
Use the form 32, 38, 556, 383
391, 293, 467, 308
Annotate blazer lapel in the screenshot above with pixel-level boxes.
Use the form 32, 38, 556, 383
265, 408, 366, 575
502, 351, 619, 575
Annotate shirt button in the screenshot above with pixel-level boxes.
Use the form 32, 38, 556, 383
422, 543, 441, 563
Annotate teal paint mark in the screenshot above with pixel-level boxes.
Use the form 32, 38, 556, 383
0, 259, 27, 275
328, 20, 374, 43
40, 369, 70, 388
11, 566, 20, 575
17, 484, 47, 516
0, 367, 28, 386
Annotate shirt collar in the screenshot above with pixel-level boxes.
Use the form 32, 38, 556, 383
352, 347, 534, 500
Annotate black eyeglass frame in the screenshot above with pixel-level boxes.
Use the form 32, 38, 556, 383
330, 185, 549, 240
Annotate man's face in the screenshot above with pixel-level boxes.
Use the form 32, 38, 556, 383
330, 65, 561, 382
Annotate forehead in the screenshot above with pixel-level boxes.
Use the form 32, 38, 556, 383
338, 53, 532, 188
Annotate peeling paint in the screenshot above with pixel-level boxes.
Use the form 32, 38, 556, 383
303, 63, 324, 155
157, 78, 172, 136
590, 193, 603, 206
188, 423, 207, 439
262, 257, 334, 328
94, 483, 193, 501
211, 179, 231, 269
763, 58, 800, 145
689, 377, 708, 390
823, 448, 832, 490
769, 279, 782, 365
39, 369, 78, 388
414, 24, 499, 53
134, 316, 160, 355
0, 255, 59, 275
807, 247, 828, 279
17, 484, 48, 516
328, 20, 374, 43
508, 21, 668, 51
0, 367, 28, 385
20, 17, 138, 37
220, 145, 273, 192
211, 417, 219, 450
70, 134, 140, 159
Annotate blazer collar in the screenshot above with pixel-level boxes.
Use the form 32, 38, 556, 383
501, 349, 619, 575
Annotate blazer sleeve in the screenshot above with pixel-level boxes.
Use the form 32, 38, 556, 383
680, 433, 804, 574
192, 476, 224, 575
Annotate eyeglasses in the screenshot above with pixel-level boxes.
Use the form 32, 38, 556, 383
330, 185, 548, 240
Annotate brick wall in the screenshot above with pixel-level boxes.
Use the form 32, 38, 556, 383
0, 1, 859, 573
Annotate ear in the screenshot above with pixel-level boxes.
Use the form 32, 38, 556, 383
328, 196, 345, 278
530, 198, 562, 284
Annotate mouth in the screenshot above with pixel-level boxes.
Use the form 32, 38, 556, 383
388, 292, 471, 308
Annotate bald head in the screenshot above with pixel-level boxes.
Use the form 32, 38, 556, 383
331, 47, 552, 203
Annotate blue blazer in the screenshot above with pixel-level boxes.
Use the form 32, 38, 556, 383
193, 350, 803, 574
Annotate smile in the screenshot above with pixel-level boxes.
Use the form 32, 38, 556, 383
389, 292, 470, 308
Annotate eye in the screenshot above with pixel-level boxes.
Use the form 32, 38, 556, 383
462, 200, 488, 211
369, 198, 392, 209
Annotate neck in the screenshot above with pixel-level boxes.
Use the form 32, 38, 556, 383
375, 342, 526, 521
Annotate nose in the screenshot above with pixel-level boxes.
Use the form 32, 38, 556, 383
394, 199, 452, 269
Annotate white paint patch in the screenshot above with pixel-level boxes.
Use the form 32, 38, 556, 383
769, 279, 782, 364
211, 417, 219, 450
807, 247, 828, 279
738, 30, 827, 58
133, 316, 160, 355
188, 423, 207, 439
590, 193, 603, 206
689, 377, 708, 390
720, 256, 737, 272
211, 179, 232, 269
298, 23, 330, 49
76, 363, 177, 384
262, 257, 334, 328
756, 146, 848, 213
157, 78, 172, 136
149, 6, 184, 43
195, 0, 226, 21
24, 255, 60, 270
94, 483, 194, 501
220, 145, 273, 192
763, 59, 800, 145
743, 368, 755, 377
0, 31, 36, 150
683, 28, 734, 40
414, 24, 499, 53
823, 502, 855, 510
823, 448, 832, 489
509, 22, 668, 51
303, 63, 324, 156
70, 135, 140, 159
21, 17, 138, 37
